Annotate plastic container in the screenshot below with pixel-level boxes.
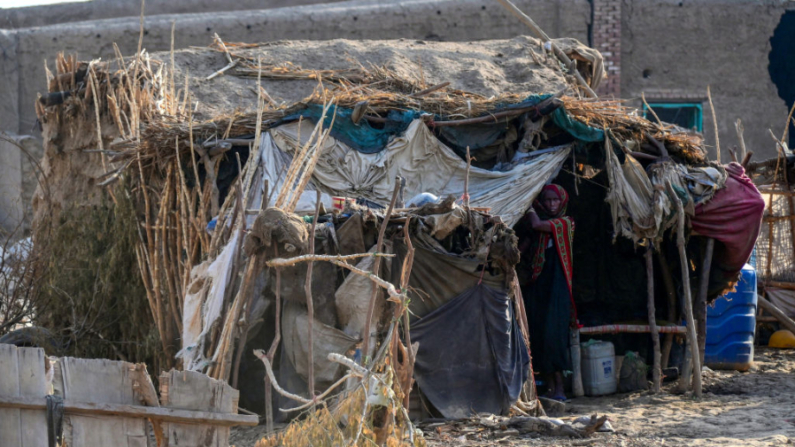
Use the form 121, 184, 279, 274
581, 340, 617, 396
705, 264, 758, 371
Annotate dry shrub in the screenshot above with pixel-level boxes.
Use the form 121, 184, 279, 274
33, 183, 162, 367
256, 386, 426, 447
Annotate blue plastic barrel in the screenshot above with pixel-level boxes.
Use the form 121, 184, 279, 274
705, 264, 758, 371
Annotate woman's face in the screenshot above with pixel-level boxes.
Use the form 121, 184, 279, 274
541, 190, 562, 215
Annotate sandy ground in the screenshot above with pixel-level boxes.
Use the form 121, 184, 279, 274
230, 347, 795, 447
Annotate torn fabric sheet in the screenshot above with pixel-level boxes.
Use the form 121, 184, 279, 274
604, 138, 657, 243
267, 119, 570, 226
178, 231, 240, 371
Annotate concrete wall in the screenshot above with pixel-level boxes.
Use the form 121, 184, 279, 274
1, 0, 793, 232
0, 0, 348, 29
0, 134, 38, 235
0, 0, 591, 232
622, 0, 790, 163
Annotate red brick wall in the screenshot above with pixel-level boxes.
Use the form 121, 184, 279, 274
593, 0, 621, 98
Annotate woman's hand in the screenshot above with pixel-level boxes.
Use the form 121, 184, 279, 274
527, 207, 553, 233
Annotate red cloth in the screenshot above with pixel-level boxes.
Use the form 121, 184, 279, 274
691, 162, 765, 294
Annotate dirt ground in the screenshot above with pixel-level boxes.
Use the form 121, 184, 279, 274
230, 347, 795, 447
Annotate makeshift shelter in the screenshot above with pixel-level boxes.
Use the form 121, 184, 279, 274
30, 33, 764, 441
746, 146, 795, 333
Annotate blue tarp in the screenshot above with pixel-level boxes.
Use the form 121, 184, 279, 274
282, 94, 605, 154
283, 104, 420, 153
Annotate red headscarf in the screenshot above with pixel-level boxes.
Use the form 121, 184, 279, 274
530, 184, 577, 325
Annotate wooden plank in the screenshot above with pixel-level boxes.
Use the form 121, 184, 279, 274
0, 396, 257, 427
160, 369, 244, 446
0, 345, 49, 447
54, 357, 150, 447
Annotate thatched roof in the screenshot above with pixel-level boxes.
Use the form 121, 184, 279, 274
173, 36, 572, 119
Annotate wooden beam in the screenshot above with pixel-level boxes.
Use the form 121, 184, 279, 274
758, 295, 795, 335
763, 215, 795, 223
578, 325, 686, 335
0, 396, 259, 427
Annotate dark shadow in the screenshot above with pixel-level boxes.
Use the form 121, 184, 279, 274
770, 11, 795, 147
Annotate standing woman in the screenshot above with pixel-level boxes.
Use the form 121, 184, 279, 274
517, 184, 577, 401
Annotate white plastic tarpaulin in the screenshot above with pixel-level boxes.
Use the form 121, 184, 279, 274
178, 231, 240, 371
265, 119, 570, 226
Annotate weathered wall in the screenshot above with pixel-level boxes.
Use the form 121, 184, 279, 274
0, 0, 591, 232
0, 0, 348, 29
0, 135, 22, 234
622, 0, 790, 163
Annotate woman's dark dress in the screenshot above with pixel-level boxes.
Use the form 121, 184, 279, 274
522, 245, 572, 374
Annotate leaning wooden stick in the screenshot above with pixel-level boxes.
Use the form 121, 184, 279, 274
361, 180, 402, 361
670, 182, 703, 397
304, 190, 322, 398
400, 220, 416, 410
707, 86, 720, 163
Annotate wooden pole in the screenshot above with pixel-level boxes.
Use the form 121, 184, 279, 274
677, 340, 693, 393
695, 238, 715, 366
265, 245, 281, 433
656, 250, 677, 369
671, 183, 702, 397
361, 180, 402, 361
570, 328, 584, 397
758, 294, 795, 334
646, 246, 662, 393
304, 190, 322, 397
494, 0, 598, 98
707, 86, 720, 163
399, 221, 416, 410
